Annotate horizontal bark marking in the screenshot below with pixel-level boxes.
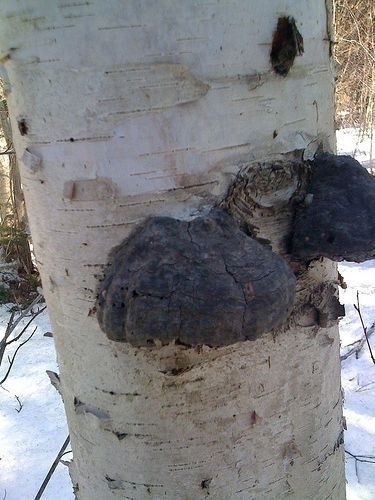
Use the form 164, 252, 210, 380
105, 474, 163, 490
56, 135, 113, 143
97, 24, 145, 30
36, 23, 75, 30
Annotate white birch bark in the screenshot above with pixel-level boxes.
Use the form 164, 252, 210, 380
0, 1, 345, 498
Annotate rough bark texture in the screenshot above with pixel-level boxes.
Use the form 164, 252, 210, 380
0, 1, 345, 499
292, 153, 375, 262
97, 209, 296, 346
223, 158, 345, 332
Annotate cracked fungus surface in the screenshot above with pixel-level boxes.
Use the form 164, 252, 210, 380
96, 209, 296, 346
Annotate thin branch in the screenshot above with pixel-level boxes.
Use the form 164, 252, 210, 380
33, 435, 71, 500
7, 306, 46, 345
14, 394, 23, 413
340, 322, 375, 360
340, 38, 375, 65
355, 381, 375, 392
8, 293, 44, 336
353, 291, 375, 364
0, 326, 37, 385
0, 294, 44, 367
59, 450, 72, 460
345, 449, 375, 464
345, 448, 375, 483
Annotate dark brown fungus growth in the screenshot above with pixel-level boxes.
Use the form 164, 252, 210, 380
17, 118, 28, 136
291, 153, 375, 262
96, 209, 296, 347
270, 16, 304, 76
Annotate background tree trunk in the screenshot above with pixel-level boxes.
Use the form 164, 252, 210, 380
0, 1, 345, 499
0, 92, 32, 273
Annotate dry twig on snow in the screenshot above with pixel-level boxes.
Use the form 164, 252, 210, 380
340, 291, 375, 362
0, 293, 45, 384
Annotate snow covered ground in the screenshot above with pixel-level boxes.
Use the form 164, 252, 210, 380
340, 260, 375, 500
336, 128, 375, 170
1, 130, 375, 499
0, 306, 73, 499
338, 128, 375, 500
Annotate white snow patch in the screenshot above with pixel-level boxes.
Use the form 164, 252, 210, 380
0, 305, 73, 500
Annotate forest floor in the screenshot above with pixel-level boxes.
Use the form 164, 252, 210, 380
0, 129, 375, 499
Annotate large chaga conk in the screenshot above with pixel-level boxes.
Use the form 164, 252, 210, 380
291, 153, 375, 262
97, 209, 296, 347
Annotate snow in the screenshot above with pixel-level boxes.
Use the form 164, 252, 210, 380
336, 128, 375, 170
340, 261, 375, 500
1, 130, 375, 499
0, 306, 73, 499
338, 129, 375, 500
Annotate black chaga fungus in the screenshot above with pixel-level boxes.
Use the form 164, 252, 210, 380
270, 16, 304, 76
291, 153, 375, 262
96, 209, 296, 347
17, 118, 29, 136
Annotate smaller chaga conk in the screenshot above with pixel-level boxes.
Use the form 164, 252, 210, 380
97, 209, 296, 347
291, 153, 375, 262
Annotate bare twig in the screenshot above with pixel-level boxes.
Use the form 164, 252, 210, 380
355, 381, 375, 392
335, 0, 375, 134
6, 306, 46, 346
8, 293, 44, 335
353, 291, 375, 364
0, 294, 45, 384
345, 449, 375, 464
0, 293, 44, 366
0, 326, 38, 385
14, 394, 23, 413
340, 322, 375, 360
0, 311, 15, 366
345, 449, 375, 483
33, 435, 71, 500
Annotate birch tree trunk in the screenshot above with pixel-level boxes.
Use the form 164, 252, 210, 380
0, 1, 346, 499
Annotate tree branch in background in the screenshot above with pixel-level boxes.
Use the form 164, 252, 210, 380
340, 321, 375, 360
335, 0, 375, 137
0, 294, 45, 384
0, 326, 37, 385
33, 435, 71, 500
345, 449, 375, 482
14, 394, 23, 412
345, 449, 375, 464
353, 291, 375, 364
0, 293, 43, 365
